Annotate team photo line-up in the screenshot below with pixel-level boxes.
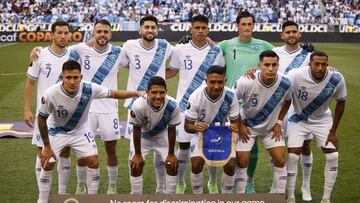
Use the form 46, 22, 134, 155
24, 11, 346, 203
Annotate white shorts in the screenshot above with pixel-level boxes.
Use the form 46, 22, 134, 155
49, 129, 98, 160
31, 117, 44, 147
190, 134, 236, 158
283, 110, 313, 140
129, 133, 169, 162
88, 112, 121, 141
287, 121, 335, 149
236, 129, 285, 151
176, 112, 193, 143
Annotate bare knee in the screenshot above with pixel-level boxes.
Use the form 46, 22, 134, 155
59, 147, 71, 157
191, 157, 205, 174
301, 140, 312, 156
224, 158, 235, 175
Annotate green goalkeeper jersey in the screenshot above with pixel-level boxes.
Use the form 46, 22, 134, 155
219, 37, 274, 88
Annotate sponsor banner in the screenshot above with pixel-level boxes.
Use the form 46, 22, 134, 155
0, 31, 84, 42
166, 23, 328, 33
51, 193, 284, 203
0, 23, 139, 32
0, 23, 329, 33
339, 25, 360, 33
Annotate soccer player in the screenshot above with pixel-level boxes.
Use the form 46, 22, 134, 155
166, 14, 225, 194
24, 20, 78, 195
36, 60, 143, 203
232, 50, 291, 194
122, 15, 174, 194
272, 21, 313, 200
68, 19, 128, 194
185, 65, 239, 194
285, 51, 346, 203
218, 11, 274, 193
129, 76, 180, 194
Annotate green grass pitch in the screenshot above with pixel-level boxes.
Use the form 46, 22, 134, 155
0, 42, 359, 202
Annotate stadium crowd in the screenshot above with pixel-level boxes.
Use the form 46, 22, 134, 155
0, 0, 359, 25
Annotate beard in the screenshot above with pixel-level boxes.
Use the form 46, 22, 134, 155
142, 34, 156, 42
96, 38, 109, 46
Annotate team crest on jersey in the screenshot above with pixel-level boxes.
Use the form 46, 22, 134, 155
220, 103, 230, 115
324, 87, 333, 95
253, 45, 261, 51
142, 116, 149, 125
130, 110, 136, 118
274, 92, 283, 99
41, 97, 45, 104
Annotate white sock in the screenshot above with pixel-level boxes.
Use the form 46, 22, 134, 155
190, 171, 203, 194
76, 165, 87, 187
38, 169, 53, 202
269, 158, 276, 193
165, 174, 178, 194
57, 157, 70, 194
235, 166, 247, 193
273, 166, 287, 193
323, 152, 339, 199
153, 152, 165, 192
301, 153, 313, 189
130, 175, 143, 194
221, 172, 235, 194
177, 148, 189, 185
86, 168, 100, 194
35, 156, 41, 187
107, 165, 118, 188
286, 153, 300, 198
207, 166, 217, 184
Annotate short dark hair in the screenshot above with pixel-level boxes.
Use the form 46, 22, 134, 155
207, 65, 226, 76
94, 19, 111, 28
259, 50, 279, 61
191, 14, 209, 25
140, 15, 158, 26
236, 10, 255, 24
282, 21, 299, 31
62, 60, 81, 72
51, 21, 69, 33
147, 76, 166, 90
310, 51, 328, 61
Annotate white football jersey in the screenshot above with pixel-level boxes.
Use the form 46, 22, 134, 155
27, 46, 78, 112
38, 82, 110, 136
273, 46, 310, 74
233, 71, 292, 135
70, 43, 127, 113
287, 66, 347, 124
129, 95, 180, 138
185, 86, 239, 124
169, 41, 225, 112
122, 39, 173, 108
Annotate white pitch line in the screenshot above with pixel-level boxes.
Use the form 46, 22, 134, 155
0, 43, 17, 48
0, 72, 26, 76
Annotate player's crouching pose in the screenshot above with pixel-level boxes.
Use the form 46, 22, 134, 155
37, 60, 143, 203
285, 51, 346, 203
233, 50, 291, 194
184, 65, 240, 194
129, 76, 180, 194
